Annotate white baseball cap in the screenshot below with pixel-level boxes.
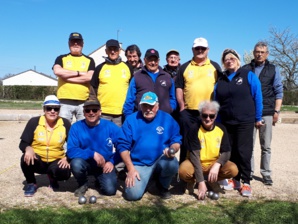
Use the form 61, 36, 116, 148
193, 37, 208, 48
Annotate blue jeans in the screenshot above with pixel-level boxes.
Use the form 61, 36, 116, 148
70, 158, 117, 196
59, 100, 85, 123
124, 155, 179, 201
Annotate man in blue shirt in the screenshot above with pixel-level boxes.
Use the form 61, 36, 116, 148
118, 92, 181, 201
243, 41, 283, 185
67, 98, 121, 197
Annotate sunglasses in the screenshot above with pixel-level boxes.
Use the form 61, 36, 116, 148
201, 113, 216, 119
45, 107, 60, 112
194, 47, 207, 51
84, 108, 99, 113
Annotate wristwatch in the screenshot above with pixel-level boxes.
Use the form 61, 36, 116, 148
274, 110, 280, 114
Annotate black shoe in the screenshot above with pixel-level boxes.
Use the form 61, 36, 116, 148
263, 176, 273, 185
74, 184, 88, 197
156, 182, 172, 199
160, 187, 172, 199
48, 174, 59, 190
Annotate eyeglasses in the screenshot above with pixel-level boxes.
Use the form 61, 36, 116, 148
224, 57, 237, 63
254, 51, 267, 54
201, 113, 216, 119
194, 47, 207, 51
69, 39, 83, 45
45, 107, 60, 112
168, 56, 179, 61
84, 108, 99, 113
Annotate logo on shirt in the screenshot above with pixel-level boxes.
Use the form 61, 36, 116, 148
122, 69, 127, 78
106, 138, 113, 147
66, 61, 72, 68
160, 80, 167, 86
58, 132, 64, 143
208, 69, 213, 77
37, 131, 45, 141
80, 62, 86, 69
200, 138, 205, 148
156, 126, 164, 134
216, 137, 221, 148
104, 70, 111, 77
187, 70, 194, 78
235, 77, 243, 85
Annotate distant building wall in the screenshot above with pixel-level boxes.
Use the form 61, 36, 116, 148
2, 70, 57, 86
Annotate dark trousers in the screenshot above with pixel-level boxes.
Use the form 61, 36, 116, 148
178, 109, 200, 163
20, 154, 71, 184
223, 122, 254, 184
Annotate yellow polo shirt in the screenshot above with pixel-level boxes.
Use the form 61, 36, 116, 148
57, 54, 94, 100
97, 62, 131, 115
183, 59, 217, 109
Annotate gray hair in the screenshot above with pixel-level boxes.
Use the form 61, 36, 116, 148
254, 41, 269, 53
198, 100, 220, 114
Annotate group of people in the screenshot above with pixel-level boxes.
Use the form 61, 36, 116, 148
19, 32, 283, 201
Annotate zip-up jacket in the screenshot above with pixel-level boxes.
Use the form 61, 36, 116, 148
123, 66, 176, 118
242, 60, 283, 116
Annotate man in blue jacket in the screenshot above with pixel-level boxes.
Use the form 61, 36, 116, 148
67, 98, 121, 197
118, 92, 181, 201
123, 49, 176, 118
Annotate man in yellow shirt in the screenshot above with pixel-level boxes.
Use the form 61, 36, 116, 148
53, 32, 95, 122
90, 39, 132, 127
175, 37, 222, 162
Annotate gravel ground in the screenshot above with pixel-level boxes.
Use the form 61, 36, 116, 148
0, 111, 297, 211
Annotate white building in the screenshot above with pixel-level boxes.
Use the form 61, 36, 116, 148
2, 69, 57, 86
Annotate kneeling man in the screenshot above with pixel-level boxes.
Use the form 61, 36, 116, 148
117, 92, 182, 201
67, 99, 121, 197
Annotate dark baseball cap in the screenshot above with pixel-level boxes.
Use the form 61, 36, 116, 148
106, 39, 120, 48
69, 32, 83, 41
145, 49, 159, 58
83, 98, 101, 108
166, 49, 179, 57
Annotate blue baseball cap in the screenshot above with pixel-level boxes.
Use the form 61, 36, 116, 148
139, 92, 158, 105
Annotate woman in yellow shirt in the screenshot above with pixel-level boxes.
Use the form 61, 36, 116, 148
19, 95, 71, 197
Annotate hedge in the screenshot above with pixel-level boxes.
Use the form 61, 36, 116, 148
0, 85, 297, 105
0, 85, 57, 100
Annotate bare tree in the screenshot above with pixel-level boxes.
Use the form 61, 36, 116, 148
243, 50, 254, 65
266, 27, 298, 90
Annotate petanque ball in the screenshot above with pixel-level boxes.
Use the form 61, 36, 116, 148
169, 148, 175, 155
206, 191, 214, 198
89, 195, 97, 204
78, 196, 87, 204
211, 192, 219, 200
